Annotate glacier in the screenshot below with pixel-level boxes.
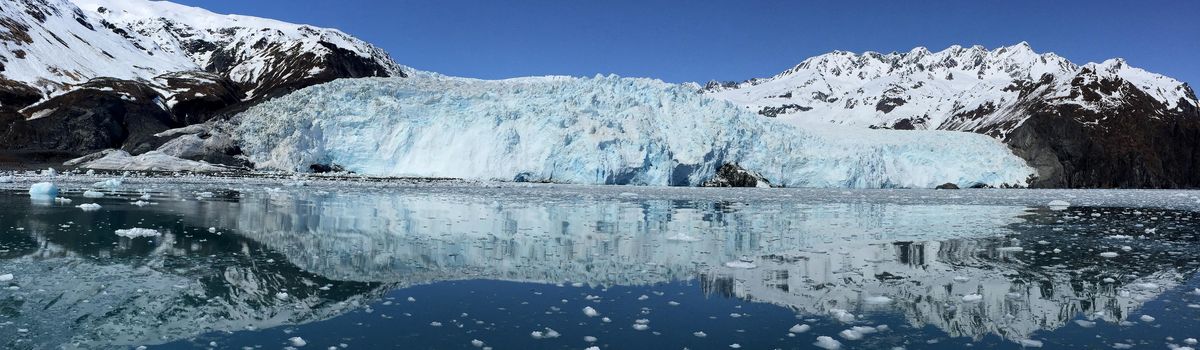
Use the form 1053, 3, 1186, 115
234, 74, 1034, 188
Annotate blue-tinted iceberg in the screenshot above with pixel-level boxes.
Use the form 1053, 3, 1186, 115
235, 75, 1033, 188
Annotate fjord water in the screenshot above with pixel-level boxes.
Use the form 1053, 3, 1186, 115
2, 182, 1200, 349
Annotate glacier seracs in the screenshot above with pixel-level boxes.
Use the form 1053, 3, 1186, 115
235, 74, 1033, 188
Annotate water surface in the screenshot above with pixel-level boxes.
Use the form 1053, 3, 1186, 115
2, 179, 1199, 349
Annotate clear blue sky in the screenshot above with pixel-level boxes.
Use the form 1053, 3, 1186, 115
172, 0, 1199, 85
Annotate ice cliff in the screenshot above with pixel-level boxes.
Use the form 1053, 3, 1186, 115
235, 75, 1033, 188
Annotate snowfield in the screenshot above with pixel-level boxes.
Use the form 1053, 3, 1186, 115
235, 74, 1033, 188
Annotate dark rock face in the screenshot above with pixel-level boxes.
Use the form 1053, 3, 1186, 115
155, 71, 243, 125
0, 77, 41, 109
1005, 73, 1200, 188
702, 163, 770, 188
935, 183, 959, 189
0, 78, 177, 157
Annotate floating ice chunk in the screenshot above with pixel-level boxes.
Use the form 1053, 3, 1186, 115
583, 336, 597, 342
632, 319, 650, 331
724, 261, 757, 269
637, 295, 649, 301
132, 200, 151, 207
1145, 228, 1157, 234
601, 317, 611, 323
54, 197, 72, 204
114, 228, 161, 238
1019, 339, 1043, 348
275, 292, 289, 300
838, 329, 863, 340
139, 193, 152, 200
430, 321, 442, 327
830, 309, 855, 322
28, 182, 59, 197
693, 331, 707, 338
288, 337, 306, 347
789, 324, 811, 333
0, 274, 12, 282
586, 347, 599, 350
1099, 252, 1119, 258
729, 344, 741, 349
1133, 283, 1159, 290
208, 227, 218, 233
814, 336, 843, 350
0, 175, 11, 183
1185, 338, 1198, 345
583, 306, 599, 317
1139, 315, 1155, 322
996, 246, 1023, 252
470, 340, 484, 347
77, 203, 101, 211
407, 297, 416, 302
953, 276, 971, 282
1113, 343, 1133, 349
865, 296, 893, 304
962, 294, 983, 302
1048, 200, 1070, 210
83, 190, 105, 198
93, 179, 122, 188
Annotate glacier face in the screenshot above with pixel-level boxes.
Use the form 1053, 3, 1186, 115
235, 74, 1033, 188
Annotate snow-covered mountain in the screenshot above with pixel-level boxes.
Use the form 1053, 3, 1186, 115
0, 0, 403, 158
705, 43, 1200, 188
232, 74, 1033, 188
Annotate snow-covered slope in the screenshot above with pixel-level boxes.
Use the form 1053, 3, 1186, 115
74, 0, 405, 99
0, 0, 402, 97
704, 42, 1197, 137
0, 0, 193, 92
235, 74, 1033, 188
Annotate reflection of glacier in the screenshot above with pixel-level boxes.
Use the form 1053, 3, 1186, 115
162, 188, 1190, 342
0, 215, 387, 349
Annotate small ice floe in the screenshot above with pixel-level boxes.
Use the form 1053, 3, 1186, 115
1139, 315, 1155, 322
838, 329, 864, 340
0, 273, 13, 282
77, 203, 101, 211
407, 297, 416, 302
197, 191, 215, 198
814, 335, 843, 350
1133, 283, 1159, 290
470, 339, 484, 347
830, 309, 856, 323
28, 182, 59, 198
583, 306, 599, 317
1018, 339, 1043, 348
1145, 228, 1158, 234
1048, 200, 1071, 210
583, 336, 597, 342
54, 197, 73, 204
288, 336, 306, 347
1192, 288, 1200, 296
724, 257, 757, 269
962, 294, 983, 302
93, 179, 122, 188
865, 296, 893, 305
953, 276, 971, 283
1185, 338, 1198, 345
666, 232, 701, 242
131, 200, 151, 207
601, 317, 611, 323
729, 344, 741, 348
996, 247, 1024, 252
0, 175, 11, 183
789, 324, 811, 333
429, 321, 442, 327
82, 190, 104, 198
275, 292, 289, 300
114, 228, 161, 238
1099, 252, 1120, 258
139, 193, 152, 200
637, 295, 649, 301
530, 328, 561, 339
632, 319, 650, 330
585, 347, 599, 350
693, 331, 707, 338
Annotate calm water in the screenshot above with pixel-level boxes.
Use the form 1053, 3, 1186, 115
2, 178, 1200, 349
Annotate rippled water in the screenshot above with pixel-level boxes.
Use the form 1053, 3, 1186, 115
1, 179, 1200, 349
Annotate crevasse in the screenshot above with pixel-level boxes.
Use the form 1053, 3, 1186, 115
234, 74, 1034, 188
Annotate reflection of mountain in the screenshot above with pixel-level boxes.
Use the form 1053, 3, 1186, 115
0, 198, 386, 349
156, 189, 1195, 342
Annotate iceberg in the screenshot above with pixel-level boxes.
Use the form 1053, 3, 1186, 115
235, 75, 1034, 188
